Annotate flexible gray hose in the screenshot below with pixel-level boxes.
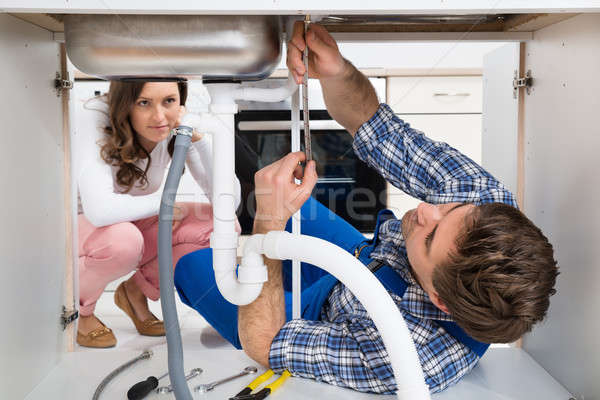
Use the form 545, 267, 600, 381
92, 349, 153, 400
158, 128, 194, 400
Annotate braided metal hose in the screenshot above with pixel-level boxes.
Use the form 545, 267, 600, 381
92, 349, 153, 400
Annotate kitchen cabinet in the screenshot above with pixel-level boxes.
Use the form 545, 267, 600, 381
1, 7, 597, 400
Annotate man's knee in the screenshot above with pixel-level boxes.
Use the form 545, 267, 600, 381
176, 250, 210, 277
174, 249, 214, 298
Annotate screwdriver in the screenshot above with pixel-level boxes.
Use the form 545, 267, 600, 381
127, 371, 168, 400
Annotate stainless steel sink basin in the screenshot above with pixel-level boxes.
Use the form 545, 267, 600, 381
64, 14, 282, 81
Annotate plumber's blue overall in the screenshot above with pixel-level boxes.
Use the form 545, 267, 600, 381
175, 197, 488, 358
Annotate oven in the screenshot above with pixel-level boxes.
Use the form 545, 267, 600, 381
234, 77, 387, 234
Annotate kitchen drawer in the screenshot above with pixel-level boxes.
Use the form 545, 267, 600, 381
387, 76, 482, 114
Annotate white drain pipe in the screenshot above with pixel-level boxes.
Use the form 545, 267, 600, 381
208, 103, 266, 306
184, 77, 300, 305
180, 89, 252, 305
242, 231, 431, 400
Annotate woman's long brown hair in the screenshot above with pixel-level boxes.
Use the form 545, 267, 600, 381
99, 80, 188, 193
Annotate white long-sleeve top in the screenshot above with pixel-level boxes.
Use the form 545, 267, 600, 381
75, 97, 241, 227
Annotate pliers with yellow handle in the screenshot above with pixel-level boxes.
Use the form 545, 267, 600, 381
229, 369, 291, 400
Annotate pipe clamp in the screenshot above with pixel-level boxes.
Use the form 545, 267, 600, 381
172, 126, 194, 137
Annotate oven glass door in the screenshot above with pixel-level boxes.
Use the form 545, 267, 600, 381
235, 110, 387, 234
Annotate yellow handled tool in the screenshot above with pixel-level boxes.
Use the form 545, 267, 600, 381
230, 369, 291, 400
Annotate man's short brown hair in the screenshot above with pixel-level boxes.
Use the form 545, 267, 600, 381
432, 203, 559, 343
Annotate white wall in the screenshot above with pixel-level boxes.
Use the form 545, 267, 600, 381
0, 14, 66, 399
521, 13, 600, 400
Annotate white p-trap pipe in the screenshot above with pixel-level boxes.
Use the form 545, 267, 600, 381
203, 107, 268, 306
197, 77, 299, 307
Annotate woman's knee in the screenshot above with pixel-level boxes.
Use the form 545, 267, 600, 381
181, 202, 213, 224
91, 222, 144, 271
174, 203, 215, 244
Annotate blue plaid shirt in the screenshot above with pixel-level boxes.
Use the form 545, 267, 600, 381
269, 104, 518, 394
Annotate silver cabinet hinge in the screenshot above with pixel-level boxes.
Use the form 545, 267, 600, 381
61, 306, 79, 330
513, 69, 533, 98
54, 71, 74, 97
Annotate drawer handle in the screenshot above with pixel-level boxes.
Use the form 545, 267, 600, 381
433, 92, 471, 97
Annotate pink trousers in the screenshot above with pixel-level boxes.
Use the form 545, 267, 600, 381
78, 202, 214, 316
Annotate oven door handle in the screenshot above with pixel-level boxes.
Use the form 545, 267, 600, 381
237, 120, 345, 131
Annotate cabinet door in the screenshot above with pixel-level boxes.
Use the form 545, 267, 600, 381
0, 14, 66, 400
482, 43, 520, 197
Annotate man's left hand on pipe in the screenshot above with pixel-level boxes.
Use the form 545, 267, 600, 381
238, 152, 317, 367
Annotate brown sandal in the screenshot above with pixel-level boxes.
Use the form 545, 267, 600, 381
76, 318, 117, 348
114, 282, 165, 337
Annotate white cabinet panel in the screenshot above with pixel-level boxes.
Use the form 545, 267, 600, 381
0, 14, 65, 400
386, 113, 482, 216
520, 14, 600, 400
2, 1, 597, 13
387, 76, 482, 114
